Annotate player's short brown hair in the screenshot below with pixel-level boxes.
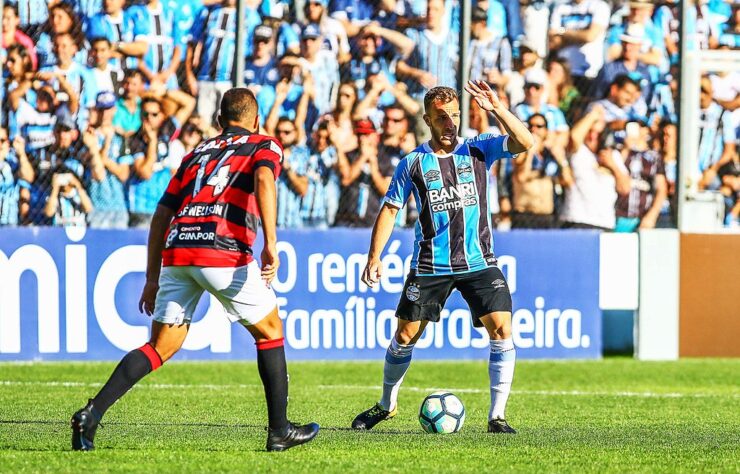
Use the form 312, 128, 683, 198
423, 86, 458, 113
220, 88, 258, 124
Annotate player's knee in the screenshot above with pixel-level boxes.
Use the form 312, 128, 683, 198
487, 323, 512, 340
395, 324, 422, 345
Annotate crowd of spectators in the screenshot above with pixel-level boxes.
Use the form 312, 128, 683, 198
0, 0, 737, 230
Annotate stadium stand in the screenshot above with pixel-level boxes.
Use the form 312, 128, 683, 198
0, 0, 737, 230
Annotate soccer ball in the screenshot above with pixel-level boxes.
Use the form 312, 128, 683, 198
418, 391, 465, 433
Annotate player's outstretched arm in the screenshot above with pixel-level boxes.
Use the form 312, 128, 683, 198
464, 80, 534, 154
139, 205, 175, 315
362, 203, 399, 288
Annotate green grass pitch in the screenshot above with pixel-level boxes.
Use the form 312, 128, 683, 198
1, 358, 738, 473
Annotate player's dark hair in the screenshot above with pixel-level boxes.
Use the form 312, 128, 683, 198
219, 88, 258, 125
424, 86, 458, 113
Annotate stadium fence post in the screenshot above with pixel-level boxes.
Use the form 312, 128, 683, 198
234, 0, 247, 88
458, 0, 471, 133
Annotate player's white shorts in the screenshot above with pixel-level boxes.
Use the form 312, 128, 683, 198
152, 261, 277, 326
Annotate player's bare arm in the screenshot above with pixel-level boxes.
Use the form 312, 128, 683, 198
362, 202, 400, 288
139, 204, 175, 316
464, 80, 535, 154
255, 166, 280, 285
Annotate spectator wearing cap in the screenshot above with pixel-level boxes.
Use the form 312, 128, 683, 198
87, 37, 124, 100
697, 76, 737, 192
303, 0, 351, 63
124, 90, 195, 228
185, 0, 243, 128
274, 117, 312, 229
592, 24, 654, 104
1, 3, 38, 71
468, 6, 513, 88
39, 32, 97, 129
244, 24, 280, 119
298, 23, 340, 117
138, 0, 182, 91
614, 120, 668, 232
85, 91, 132, 229
560, 105, 631, 230
303, 118, 341, 228
514, 68, 570, 150
35, 2, 87, 70
606, 1, 667, 73
549, 0, 611, 95
511, 113, 573, 229
43, 163, 93, 228
86, 0, 149, 71
0, 127, 34, 226
505, 39, 542, 111
397, 0, 458, 103
334, 118, 394, 227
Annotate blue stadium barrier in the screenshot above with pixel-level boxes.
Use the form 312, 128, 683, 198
0, 228, 601, 361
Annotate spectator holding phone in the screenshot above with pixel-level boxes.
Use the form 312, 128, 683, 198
614, 120, 668, 232
44, 165, 93, 227
560, 105, 631, 230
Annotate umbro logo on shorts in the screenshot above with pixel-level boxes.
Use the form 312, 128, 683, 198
492, 279, 505, 289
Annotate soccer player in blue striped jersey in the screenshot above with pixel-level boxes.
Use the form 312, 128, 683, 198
351, 81, 534, 434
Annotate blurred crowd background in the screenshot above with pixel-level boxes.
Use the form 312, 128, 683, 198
0, 0, 737, 231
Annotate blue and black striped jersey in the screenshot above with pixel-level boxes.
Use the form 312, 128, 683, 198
384, 134, 513, 276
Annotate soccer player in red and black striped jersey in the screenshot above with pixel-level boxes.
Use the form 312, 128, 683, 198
70, 88, 319, 452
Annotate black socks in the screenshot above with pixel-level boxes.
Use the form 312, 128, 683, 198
256, 338, 289, 431
91, 343, 163, 417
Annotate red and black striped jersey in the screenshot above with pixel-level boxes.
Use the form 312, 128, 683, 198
158, 126, 283, 267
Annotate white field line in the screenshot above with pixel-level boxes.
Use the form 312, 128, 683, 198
0, 380, 737, 399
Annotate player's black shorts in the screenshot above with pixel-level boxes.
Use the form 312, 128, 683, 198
396, 266, 512, 328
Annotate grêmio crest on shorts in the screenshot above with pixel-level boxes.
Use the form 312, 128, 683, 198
383, 134, 514, 276
158, 126, 283, 268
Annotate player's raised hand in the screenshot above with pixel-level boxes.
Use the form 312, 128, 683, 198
261, 244, 280, 286
362, 257, 383, 288
138, 281, 159, 316
464, 79, 503, 112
